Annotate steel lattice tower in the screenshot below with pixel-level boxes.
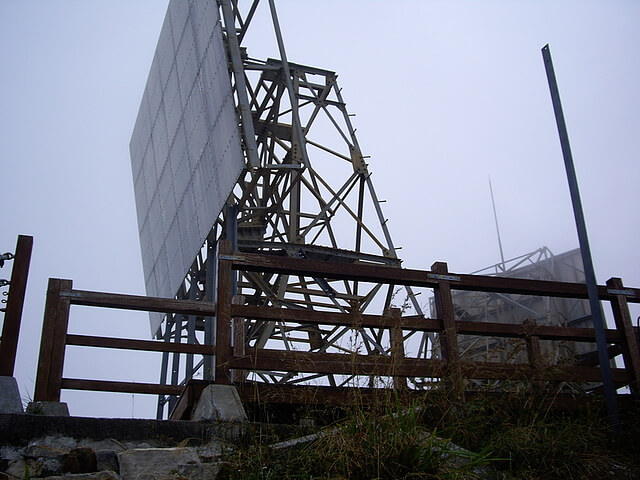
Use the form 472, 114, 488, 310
131, 0, 431, 418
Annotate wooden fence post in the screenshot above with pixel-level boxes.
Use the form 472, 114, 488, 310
606, 277, 640, 397
0, 235, 33, 377
34, 278, 72, 402
215, 240, 233, 385
232, 295, 247, 383
386, 307, 406, 390
523, 319, 543, 372
431, 262, 463, 398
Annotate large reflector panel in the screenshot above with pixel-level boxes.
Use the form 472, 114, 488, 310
130, 1, 244, 334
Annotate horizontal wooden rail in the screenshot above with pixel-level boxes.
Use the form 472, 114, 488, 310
231, 304, 438, 330
61, 289, 216, 316
66, 334, 214, 355
228, 349, 631, 384
228, 348, 440, 377
236, 382, 419, 406
61, 378, 183, 396
577, 344, 623, 367
232, 304, 625, 343
455, 320, 624, 342
235, 383, 634, 409
229, 252, 640, 302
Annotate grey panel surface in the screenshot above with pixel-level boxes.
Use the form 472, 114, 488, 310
130, 0, 245, 335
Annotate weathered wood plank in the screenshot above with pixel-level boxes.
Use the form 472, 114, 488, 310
230, 304, 439, 331
227, 348, 631, 383
34, 279, 72, 402
231, 303, 621, 343
228, 348, 443, 377
607, 277, 640, 397
523, 319, 544, 370
61, 289, 216, 316
387, 308, 406, 389
61, 378, 183, 396
0, 235, 33, 377
235, 382, 632, 409
65, 334, 214, 355
230, 252, 640, 301
455, 320, 622, 342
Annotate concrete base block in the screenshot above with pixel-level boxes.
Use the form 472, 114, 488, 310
118, 447, 200, 480
191, 385, 247, 423
4, 458, 27, 479
26, 401, 70, 416
0, 377, 23, 414
46, 471, 120, 480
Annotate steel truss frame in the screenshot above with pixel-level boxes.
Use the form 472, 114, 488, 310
154, 0, 428, 418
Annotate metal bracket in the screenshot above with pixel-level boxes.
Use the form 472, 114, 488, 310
607, 288, 635, 297
218, 254, 246, 262
427, 273, 461, 282
0, 252, 14, 268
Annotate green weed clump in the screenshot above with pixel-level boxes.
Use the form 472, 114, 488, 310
424, 386, 639, 480
220, 397, 490, 480
219, 386, 640, 480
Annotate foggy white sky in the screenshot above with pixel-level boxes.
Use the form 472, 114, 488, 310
1, 0, 638, 418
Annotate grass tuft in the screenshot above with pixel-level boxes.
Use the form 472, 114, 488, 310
219, 385, 640, 480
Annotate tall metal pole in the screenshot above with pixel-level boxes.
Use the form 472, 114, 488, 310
541, 44, 620, 435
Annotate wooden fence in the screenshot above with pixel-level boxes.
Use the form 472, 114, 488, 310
0, 235, 33, 377
33, 240, 640, 407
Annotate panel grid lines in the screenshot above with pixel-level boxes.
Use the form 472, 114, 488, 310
130, 0, 244, 334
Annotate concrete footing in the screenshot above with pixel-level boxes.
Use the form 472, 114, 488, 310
26, 401, 70, 416
0, 376, 23, 414
191, 385, 247, 422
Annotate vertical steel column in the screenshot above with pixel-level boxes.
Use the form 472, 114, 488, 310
168, 315, 182, 413
225, 204, 238, 296
0, 235, 33, 377
185, 274, 196, 380
541, 44, 620, 433
215, 240, 233, 384
219, 0, 259, 168
204, 237, 217, 381
156, 316, 172, 419
264, 0, 305, 243
267, 0, 310, 167
231, 295, 247, 383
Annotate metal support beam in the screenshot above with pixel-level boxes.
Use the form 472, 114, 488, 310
267, 0, 310, 167
204, 236, 217, 381
185, 276, 197, 380
156, 318, 171, 420
220, 0, 259, 168
542, 44, 620, 435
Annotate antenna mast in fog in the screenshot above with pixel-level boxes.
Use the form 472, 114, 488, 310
489, 177, 506, 272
